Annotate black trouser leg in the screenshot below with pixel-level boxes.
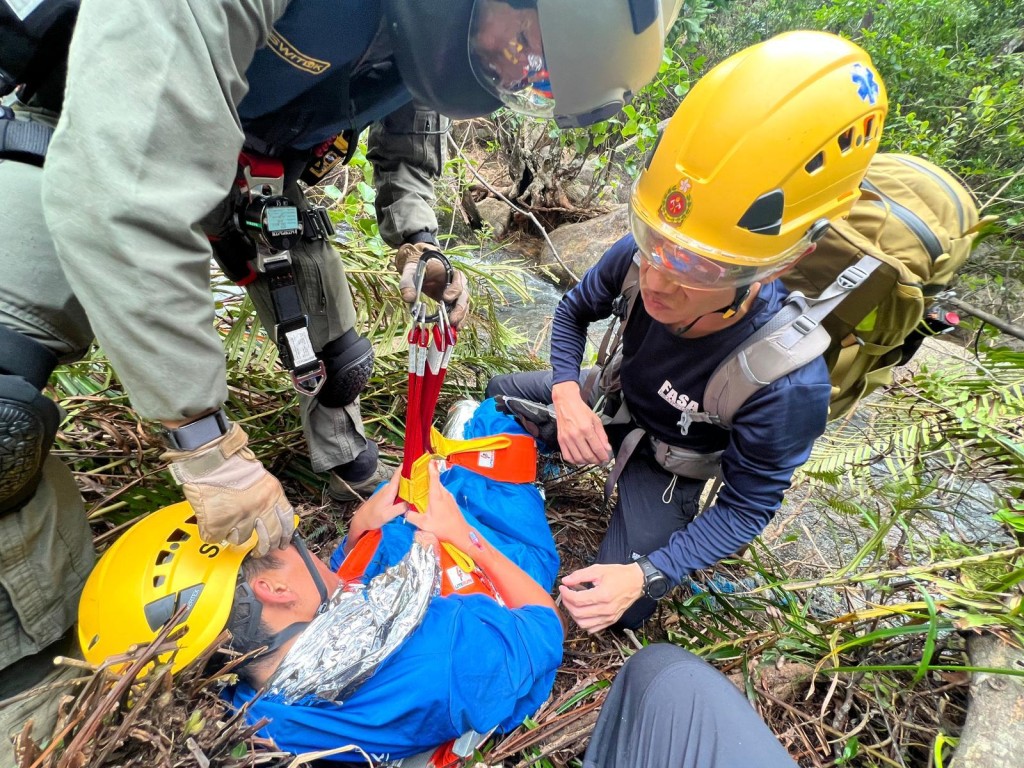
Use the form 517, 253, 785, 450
596, 454, 703, 628
486, 370, 555, 402
485, 368, 599, 404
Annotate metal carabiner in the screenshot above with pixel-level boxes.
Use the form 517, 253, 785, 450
409, 249, 456, 324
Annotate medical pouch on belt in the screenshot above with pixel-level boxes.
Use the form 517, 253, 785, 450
339, 529, 501, 602
237, 0, 410, 153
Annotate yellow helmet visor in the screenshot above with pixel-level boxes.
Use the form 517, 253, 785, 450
630, 206, 813, 290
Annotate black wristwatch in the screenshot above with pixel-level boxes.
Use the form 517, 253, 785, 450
635, 555, 670, 600
160, 409, 230, 451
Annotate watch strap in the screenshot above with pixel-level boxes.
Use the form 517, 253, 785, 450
162, 409, 230, 451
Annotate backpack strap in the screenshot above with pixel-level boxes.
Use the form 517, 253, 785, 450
600, 251, 885, 500
700, 254, 886, 429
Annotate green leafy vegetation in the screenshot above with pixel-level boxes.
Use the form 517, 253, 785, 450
31, 2, 1024, 765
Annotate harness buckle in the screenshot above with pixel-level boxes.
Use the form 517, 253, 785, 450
291, 361, 327, 397
256, 249, 292, 274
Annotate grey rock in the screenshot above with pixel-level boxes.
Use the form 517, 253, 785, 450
538, 204, 630, 288
475, 197, 512, 238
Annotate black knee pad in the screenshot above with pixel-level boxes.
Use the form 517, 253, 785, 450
316, 329, 375, 408
0, 375, 60, 515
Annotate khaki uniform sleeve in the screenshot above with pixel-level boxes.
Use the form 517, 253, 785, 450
41, 0, 289, 421
366, 100, 447, 248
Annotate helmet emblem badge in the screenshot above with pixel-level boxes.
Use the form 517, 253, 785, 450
661, 179, 693, 225
851, 63, 880, 105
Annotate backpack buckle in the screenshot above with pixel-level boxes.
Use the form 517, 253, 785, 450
792, 315, 819, 336
610, 294, 627, 320
837, 264, 871, 290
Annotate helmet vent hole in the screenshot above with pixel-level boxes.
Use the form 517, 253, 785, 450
864, 116, 876, 140
167, 528, 191, 543
738, 190, 784, 235
85, 634, 100, 652
838, 127, 855, 153
153, 575, 166, 588
805, 152, 825, 174
156, 549, 175, 566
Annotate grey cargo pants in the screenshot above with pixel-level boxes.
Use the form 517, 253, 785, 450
584, 644, 797, 768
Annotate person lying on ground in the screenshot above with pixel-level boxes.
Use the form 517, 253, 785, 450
77, 403, 563, 763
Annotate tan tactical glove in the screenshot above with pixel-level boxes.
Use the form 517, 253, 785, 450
163, 422, 294, 556
395, 242, 470, 327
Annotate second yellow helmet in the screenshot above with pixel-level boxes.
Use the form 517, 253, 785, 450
630, 30, 888, 290
78, 501, 256, 673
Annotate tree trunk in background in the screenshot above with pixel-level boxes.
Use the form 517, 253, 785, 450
953, 635, 1024, 767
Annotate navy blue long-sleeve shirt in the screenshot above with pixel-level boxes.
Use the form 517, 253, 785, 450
552, 235, 831, 583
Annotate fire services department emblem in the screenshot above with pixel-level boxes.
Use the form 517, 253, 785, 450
661, 179, 693, 225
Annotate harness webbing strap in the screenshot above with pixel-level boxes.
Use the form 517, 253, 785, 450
604, 426, 646, 503
262, 257, 326, 394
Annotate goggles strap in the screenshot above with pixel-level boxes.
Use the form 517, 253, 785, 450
239, 535, 331, 667
673, 285, 752, 337
719, 285, 751, 320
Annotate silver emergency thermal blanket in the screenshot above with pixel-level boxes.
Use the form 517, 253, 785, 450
266, 536, 440, 703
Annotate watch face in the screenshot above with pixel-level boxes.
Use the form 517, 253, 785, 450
637, 556, 670, 600
645, 575, 670, 600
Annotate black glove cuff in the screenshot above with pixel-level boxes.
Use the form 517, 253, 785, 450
402, 231, 439, 247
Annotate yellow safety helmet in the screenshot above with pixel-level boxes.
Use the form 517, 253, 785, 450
78, 501, 256, 673
630, 30, 888, 290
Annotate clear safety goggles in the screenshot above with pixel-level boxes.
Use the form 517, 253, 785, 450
468, 0, 556, 119
630, 206, 813, 291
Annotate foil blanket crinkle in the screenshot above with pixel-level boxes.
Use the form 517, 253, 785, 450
266, 538, 441, 703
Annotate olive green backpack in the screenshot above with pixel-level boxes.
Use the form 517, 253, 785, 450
773, 152, 988, 421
